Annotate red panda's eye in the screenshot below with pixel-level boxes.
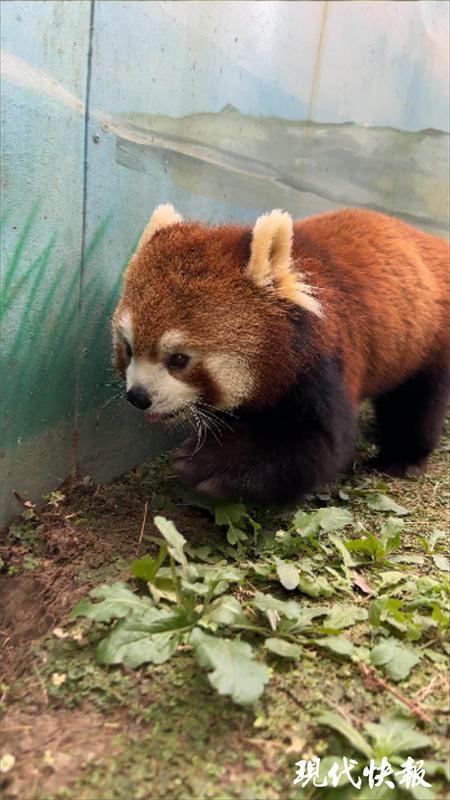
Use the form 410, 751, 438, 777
124, 340, 132, 359
167, 353, 190, 370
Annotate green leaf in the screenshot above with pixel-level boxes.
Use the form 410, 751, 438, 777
421, 760, 450, 782
154, 516, 188, 568
291, 509, 320, 535
366, 494, 409, 515
130, 555, 158, 582
297, 574, 333, 598
370, 596, 426, 640
432, 553, 449, 572
292, 507, 353, 536
130, 548, 168, 583
329, 534, 356, 567
264, 638, 302, 659
380, 517, 404, 554
431, 603, 449, 630
415, 575, 445, 595
252, 591, 302, 620
315, 507, 354, 532
370, 639, 420, 681
407, 782, 435, 800
203, 595, 244, 626
346, 533, 385, 561
377, 571, 405, 589
428, 530, 447, 552
191, 629, 270, 705
252, 563, 273, 577
225, 525, 237, 545
148, 575, 177, 604
226, 524, 248, 546
352, 645, 371, 663
197, 563, 246, 588
293, 606, 330, 631
316, 635, 356, 658
275, 558, 299, 590
180, 578, 210, 596
71, 583, 153, 622
142, 609, 199, 634
323, 604, 368, 630
97, 619, 178, 668
369, 597, 390, 627
390, 554, 425, 566
214, 501, 249, 545
365, 715, 431, 759
317, 711, 373, 759
214, 501, 247, 526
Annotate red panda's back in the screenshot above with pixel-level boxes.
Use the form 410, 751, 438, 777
294, 209, 449, 401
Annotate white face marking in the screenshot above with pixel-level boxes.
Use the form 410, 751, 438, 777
158, 329, 187, 355
204, 353, 255, 409
120, 323, 253, 415
127, 356, 199, 416
114, 310, 133, 347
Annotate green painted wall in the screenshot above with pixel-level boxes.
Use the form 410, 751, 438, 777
1, 0, 448, 523
1, 1, 169, 522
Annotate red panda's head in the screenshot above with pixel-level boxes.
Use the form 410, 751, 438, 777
112, 204, 322, 423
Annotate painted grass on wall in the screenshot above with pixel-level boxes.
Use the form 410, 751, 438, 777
1, 206, 128, 449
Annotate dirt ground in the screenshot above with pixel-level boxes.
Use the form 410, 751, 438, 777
0, 424, 449, 800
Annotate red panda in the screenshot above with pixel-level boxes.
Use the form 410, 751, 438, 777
112, 204, 449, 504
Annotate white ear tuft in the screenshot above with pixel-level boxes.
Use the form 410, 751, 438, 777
137, 203, 183, 251
247, 209, 293, 288
247, 209, 322, 316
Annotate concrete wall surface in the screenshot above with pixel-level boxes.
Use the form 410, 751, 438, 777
1, 0, 449, 524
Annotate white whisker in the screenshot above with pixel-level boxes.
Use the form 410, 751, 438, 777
195, 407, 222, 446
189, 408, 206, 456
196, 403, 235, 435
200, 401, 238, 420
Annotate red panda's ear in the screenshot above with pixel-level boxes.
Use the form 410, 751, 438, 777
247, 209, 293, 289
246, 209, 323, 316
137, 204, 183, 252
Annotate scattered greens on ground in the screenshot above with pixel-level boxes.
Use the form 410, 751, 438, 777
72, 490, 449, 711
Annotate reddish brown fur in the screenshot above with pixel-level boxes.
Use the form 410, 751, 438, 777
114, 207, 449, 502
293, 210, 449, 403
116, 209, 449, 411
115, 222, 315, 407
294, 209, 449, 402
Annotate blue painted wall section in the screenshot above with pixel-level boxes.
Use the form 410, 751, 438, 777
1, 0, 449, 523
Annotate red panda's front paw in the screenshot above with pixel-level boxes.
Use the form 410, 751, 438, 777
170, 439, 235, 500
191, 477, 231, 500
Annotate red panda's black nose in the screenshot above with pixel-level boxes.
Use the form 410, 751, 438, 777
127, 386, 151, 410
